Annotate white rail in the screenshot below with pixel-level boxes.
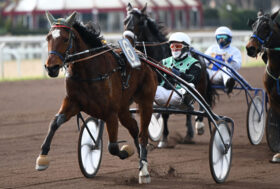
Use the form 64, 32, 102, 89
0, 31, 252, 79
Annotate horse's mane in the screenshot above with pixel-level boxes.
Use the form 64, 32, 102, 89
146, 17, 169, 42
72, 21, 104, 48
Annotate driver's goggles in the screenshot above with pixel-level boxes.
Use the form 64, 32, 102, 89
170, 43, 184, 49
216, 35, 229, 40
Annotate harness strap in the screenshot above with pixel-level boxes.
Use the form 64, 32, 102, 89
164, 90, 174, 107
66, 48, 113, 64
49, 51, 65, 61
266, 65, 280, 80
70, 67, 122, 82
210, 67, 222, 82
135, 41, 168, 47
251, 34, 265, 44
266, 65, 280, 95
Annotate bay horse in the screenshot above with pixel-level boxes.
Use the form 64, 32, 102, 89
246, 9, 280, 161
123, 3, 215, 146
35, 11, 157, 184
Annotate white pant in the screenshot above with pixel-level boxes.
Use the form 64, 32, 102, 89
207, 67, 231, 86
155, 86, 185, 107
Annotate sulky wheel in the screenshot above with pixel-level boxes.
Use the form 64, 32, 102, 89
209, 121, 232, 183
78, 117, 104, 178
246, 96, 266, 145
148, 113, 163, 142
266, 108, 280, 153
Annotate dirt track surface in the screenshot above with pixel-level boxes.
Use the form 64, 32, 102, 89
1, 67, 279, 189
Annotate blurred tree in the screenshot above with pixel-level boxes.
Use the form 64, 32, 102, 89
218, 3, 237, 27
232, 9, 258, 30
203, 7, 220, 26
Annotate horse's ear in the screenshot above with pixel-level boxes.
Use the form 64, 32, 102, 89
127, 3, 133, 12
271, 9, 280, 20
247, 18, 255, 27
258, 9, 264, 17
66, 11, 77, 26
141, 3, 147, 14
45, 11, 56, 26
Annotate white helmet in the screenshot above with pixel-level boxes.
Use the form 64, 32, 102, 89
169, 32, 191, 46
215, 26, 232, 37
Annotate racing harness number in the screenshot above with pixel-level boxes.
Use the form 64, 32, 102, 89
118, 38, 141, 68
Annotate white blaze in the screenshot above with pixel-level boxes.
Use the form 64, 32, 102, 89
52, 29, 61, 39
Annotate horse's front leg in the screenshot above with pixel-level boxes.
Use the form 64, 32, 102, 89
35, 97, 80, 171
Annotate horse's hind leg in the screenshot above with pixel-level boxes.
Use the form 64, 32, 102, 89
106, 112, 135, 160
182, 114, 195, 144
195, 105, 205, 135
118, 106, 140, 156
36, 97, 80, 171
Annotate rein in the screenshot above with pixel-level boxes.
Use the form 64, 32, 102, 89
135, 41, 168, 47
266, 65, 280, 95
66, 48, 113, 64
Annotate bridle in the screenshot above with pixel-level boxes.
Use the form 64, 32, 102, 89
251, 15, 280, 94
250, 15, 275, 49
48, 25, 74, 64
46, 24, 128, 84
47, 24, 113, 66
124, 12, 169, 59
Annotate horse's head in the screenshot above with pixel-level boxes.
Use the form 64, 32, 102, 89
123, 3, 149, 40
246, 9, 280, 57
123, 3, 170, 61
45, 11, 77, 77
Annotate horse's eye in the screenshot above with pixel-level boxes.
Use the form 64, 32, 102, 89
46, 35, 51, 41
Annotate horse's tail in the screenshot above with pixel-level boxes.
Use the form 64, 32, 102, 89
205, 72, 219, 108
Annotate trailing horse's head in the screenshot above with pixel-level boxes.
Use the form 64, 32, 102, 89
246, 9, 280, 57
123, 3, 148, 38
45, 11, 77, 77
123, 3, 170, 61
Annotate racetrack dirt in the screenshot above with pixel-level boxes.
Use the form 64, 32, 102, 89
1, 66, 279, 189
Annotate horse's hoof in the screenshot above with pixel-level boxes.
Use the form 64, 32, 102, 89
195, 121, 205, 135
35, 155, 49, 171
157, 140, 168, 148
120, 144, 134, 157
139, 160, 151, 184
139, 174, 151, 184
271, 153, 280, 163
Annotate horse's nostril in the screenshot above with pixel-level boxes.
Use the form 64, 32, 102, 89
246, 46, 256, 57
45, 65, 60, 77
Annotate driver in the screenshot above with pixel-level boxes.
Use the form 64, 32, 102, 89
154, 32, 202, 108
205, 26, 242, 94
154, 32, 202, 147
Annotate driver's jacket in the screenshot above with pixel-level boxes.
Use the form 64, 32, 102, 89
160, 55, 201, 90
205, 44, 242, 71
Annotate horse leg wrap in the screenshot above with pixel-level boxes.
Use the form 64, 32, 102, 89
139, 144, 147, 170
41, 114, 66, 155
139, 145, 150, 184
56, 114, 66, 126
162, 113, 169, 137
195, 116, 203, 122
108, 142, 120, 156
186, 115, 194, 138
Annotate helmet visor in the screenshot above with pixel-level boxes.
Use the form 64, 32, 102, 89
216, 35, 229, 40
170, 43, 184, 49
216, 35, 231, 48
